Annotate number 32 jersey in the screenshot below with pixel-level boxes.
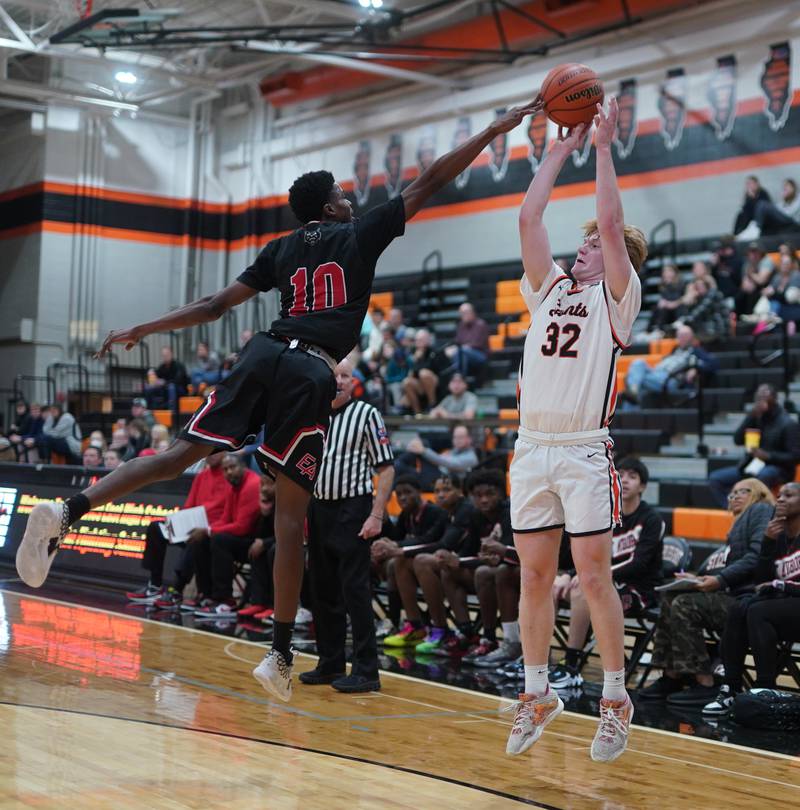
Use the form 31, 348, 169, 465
237, 196, 406, 361
518, 262, 641, 435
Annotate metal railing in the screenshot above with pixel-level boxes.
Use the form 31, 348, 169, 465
660, 358, 708, 457
13, 374, 56, 409
648, 218, 677, 266
749, 320, 795, 413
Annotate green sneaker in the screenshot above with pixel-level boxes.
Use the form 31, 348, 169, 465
414, 626, 449, 654
383, 621, 427, 647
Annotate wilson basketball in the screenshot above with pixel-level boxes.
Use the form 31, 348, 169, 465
541, 63, 604, 128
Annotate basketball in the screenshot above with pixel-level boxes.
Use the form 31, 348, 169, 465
541, 63, 604, 128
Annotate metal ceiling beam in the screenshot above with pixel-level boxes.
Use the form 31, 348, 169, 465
0, 77, 139, 110
0, 3, 35, 49
245, 40, 469, 89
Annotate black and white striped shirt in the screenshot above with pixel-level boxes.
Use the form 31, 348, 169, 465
314, 399, 394, 501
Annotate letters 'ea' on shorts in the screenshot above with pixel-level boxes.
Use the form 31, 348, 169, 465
179, 332, 336, 493
509, 438, 621, 536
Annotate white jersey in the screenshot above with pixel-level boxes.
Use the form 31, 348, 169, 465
517, 261, 641, 436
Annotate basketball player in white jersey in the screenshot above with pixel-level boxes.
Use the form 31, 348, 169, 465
505, 98, 647, 762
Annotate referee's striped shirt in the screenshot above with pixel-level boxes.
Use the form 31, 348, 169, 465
314, 399, 394, 501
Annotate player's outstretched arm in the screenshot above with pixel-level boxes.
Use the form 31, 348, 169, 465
401, 99, 543, 220
519, 123, 589, 290
594, 98, 630, 302
95, 280, 257, 357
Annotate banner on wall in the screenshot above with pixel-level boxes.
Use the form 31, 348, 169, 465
526, 110, 548, 173
416, 127, 437, 173
614, 79, 638, 159
708, 55, 737, 141
571, 132, 593, 167
658, 67, 688, 151
761, 41, 792, 132
452, 117, 472, 189
487, 108, 509, 182
384, 134, 403, 199
353, 139, 372, 208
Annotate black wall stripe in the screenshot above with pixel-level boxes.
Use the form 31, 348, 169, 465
1, 104, 797, 242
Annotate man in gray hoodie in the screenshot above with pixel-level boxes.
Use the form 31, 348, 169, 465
38, 404, 82, 465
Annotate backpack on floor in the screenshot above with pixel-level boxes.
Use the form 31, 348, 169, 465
732, 688, 800, 731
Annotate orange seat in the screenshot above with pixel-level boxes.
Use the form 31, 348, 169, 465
50, 452, 66, 465
370, 292, 393, 312
616, 354, 660, 374
153, 409, 173, 428
496, 279, 521, 297
672, 508, 733, 541
499, 408, 518, 422
178, 396, 204, 415
489, 334, 505, 352
507, 321, 528, 338
496, 294, 525, 315
650, 337, 678, 356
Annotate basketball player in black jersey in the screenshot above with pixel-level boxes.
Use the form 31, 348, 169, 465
16, 99, 541, 701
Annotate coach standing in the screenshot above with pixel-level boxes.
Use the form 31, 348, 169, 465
301, 357, 394, 693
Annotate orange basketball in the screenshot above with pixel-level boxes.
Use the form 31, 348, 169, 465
541, 63, 604, 128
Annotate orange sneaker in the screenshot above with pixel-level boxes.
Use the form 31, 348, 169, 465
505, 690, 564, 755
590, 696, 634, 762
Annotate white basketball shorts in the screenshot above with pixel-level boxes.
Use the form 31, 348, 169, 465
509, 427, 621, 537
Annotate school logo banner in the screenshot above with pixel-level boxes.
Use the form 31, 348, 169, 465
352, 140, 371, 208
614, 79, 638, 159
658, 67, 688, 151
384, 134, 403, 199
487, 107, 510, 182
761, 41, 792, 132
452, 117, 472, 190
526, 110, 548, 173
708, 55, 737, 141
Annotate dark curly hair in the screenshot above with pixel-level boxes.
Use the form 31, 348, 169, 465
465, 468, 506, 494
288, 170, 335, 224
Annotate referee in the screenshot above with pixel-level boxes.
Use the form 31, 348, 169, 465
301, 357, 394, 693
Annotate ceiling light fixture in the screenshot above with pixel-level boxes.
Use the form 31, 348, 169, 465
114, 70, 137, 84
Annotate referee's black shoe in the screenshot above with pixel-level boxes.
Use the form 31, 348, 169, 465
299, 666, 345, 685
332, 674, 381, 693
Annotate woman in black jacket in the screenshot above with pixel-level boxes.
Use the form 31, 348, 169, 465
640, 479, 774, 705
704, 482, 800, 715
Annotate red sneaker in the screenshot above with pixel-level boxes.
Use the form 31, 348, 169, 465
254, 608, 274, 623
238, 604, 268, 618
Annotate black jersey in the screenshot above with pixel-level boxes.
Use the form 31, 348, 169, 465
610, 500, 664, 594
237, 196, 406, 361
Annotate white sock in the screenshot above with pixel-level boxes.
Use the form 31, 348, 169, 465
524, 664, 549, 696
602, 669, 627, 702
501, 621, 520, 644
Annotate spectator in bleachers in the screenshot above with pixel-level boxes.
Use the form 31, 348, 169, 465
122, 418, 151, 462
624, 325, 718, 406
429, 373, 478, 420
736, 242, 776, 316
382, 338, 410, 408
395, 423, 479, 489
704, 482, 800, 715
109, 424, 129, 452
709, 235, 742, 300
82, 445, 103, 468
130, 397, 155, 428
150, 423, 170, 449
240, 328, 254, 349
678, 276, 730, 343
401, 328, 442, 414
37, 404, 82, 465
103, 448, 123, 470
189, 341, 221, 390
733, 175, 772, 240
126, 453, 229, 605
760, 252, 800, 324
190, 454, 263, 617
388, 307, 407, 341
646, 264, 686, 335
365, 308, 386, 363
690, 260, 713, 285
145, 346, 189, 410
640, 478, 774, 705
371, 474, 449, 644
709, 384, 800, 508
447, 302, 490, 377
742, 178, 800, 240
550, 458, 663, 689
8, 401, 44, 462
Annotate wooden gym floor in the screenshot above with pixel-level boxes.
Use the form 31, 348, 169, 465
0, 588, 797, 809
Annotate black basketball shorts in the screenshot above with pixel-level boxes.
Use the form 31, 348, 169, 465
179, 332, 336, 492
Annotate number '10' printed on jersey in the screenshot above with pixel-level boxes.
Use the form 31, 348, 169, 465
289, 262, 348, 315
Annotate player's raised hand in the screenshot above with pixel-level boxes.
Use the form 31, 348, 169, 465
493, 95, 544, 133
594, 97, 618, 149
553, 121, 591, 153
95, 326, 142, 359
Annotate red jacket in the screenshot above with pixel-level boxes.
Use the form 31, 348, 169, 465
210, 469, 261, 537
184, 464, 229, 526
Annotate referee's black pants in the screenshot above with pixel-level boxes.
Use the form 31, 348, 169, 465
308, 494, 378, 679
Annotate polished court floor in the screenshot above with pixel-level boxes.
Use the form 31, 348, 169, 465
0, 587, 798, 808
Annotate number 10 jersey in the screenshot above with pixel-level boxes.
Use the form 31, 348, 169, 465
517, 262, 641, 436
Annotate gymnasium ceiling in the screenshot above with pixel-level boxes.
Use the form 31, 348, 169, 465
0, 0, 718, 116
